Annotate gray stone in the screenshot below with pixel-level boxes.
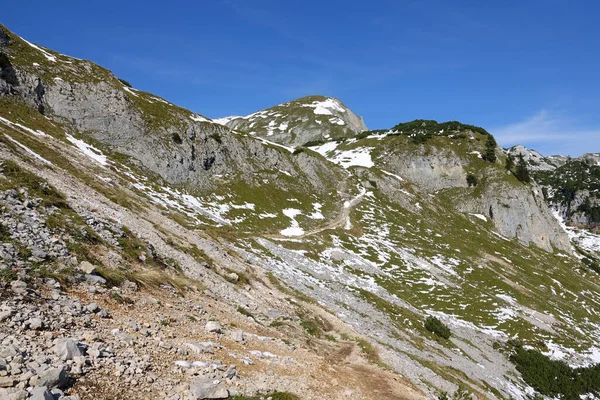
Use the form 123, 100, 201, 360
188, 377, 229, 399
0, 387, 28, 400
205, 321, 221, 333
36, 367, 68, 389
0, 376, 15, 387
53, 338, 83, 361
27, 317, 44, 330
30, 247, 47, 259
30, 386, 53, 400
0, 344, 19, 359
9, 280, 27, 294
230, 329, 244, 343
0, 310, 12, 322
86, 303, 99, 313
78, 261, 96, 274
174, 361, 191, 368
84, 274, 106, 285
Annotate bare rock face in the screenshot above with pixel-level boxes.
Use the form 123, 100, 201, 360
379, 140, 571, 252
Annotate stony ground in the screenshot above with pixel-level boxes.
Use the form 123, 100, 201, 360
0, 271, 424, 400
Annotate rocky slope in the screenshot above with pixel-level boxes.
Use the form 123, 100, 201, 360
214, 96, 368, 147
2, 23, 600, 400
509, 145, 600, 231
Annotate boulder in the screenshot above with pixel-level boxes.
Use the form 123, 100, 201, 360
30, 386, 53, 400
36, 367, 68, 389
188, 377, 229, 399
53, 338, 83, 361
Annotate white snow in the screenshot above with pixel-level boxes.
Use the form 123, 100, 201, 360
280, 208, 304, 236
381, 170, 405, 181
256, 137, 295, 153
0, 116, 48, 137
469, 151, 483, 159
3, 135, 52, 165
331, 148, 374, 168
190, 114, 211, 123
122, 86, 139, 97
301, 98, 346, 116
308, 203, 324, 220
65, 134, 108, 166
308, 141, 373, 169
22, 38, 57, 62
470, 213, 488, 222
278, 121, 289, 131
213, 116, 241, 126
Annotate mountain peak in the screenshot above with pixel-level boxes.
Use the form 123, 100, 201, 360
214, 95, 367, 147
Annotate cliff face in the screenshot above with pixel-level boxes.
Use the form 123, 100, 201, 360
341, 132, 573, 252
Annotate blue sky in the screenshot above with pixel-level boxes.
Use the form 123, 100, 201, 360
3, 0, 600, 156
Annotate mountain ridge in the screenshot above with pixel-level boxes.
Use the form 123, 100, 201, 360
2, 23, 600, 400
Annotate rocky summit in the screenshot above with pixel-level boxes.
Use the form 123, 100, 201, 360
1, 23, 600, 400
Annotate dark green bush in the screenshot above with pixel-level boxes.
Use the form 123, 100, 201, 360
171, 132, 183, 144
466, 173, 478, 187
510, 343, 600, 399
118, 78, 132, 87
424, 316, 451, 339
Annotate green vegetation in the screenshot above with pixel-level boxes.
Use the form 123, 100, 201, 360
171, 132, 183, 144
509, 341, 600, 399
237, 306, 254, 318
483, 135, 497, 163
438, 386, 472, 400
388, 119, 489, 144
514, 155, 531, 183
118, 78, 132, 87
356, 338, 383, 365
0, 160, 68, 209
466, 173, 478, 187
424, 316, 451, 339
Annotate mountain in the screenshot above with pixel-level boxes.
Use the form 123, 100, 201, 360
2, 23, 600, 400
214, 95, 368, 147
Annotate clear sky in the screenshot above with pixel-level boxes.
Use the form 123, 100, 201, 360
3, 0, 599, 156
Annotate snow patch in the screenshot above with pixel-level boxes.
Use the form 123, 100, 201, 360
280, 208, 304, 237
22, 38, 57, 62
301, 98, 346, 116
3, 135, 52, 165
0, 116, 48, 137
65, 134, 108, 166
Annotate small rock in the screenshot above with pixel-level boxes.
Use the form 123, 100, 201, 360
0, 376, 15, 388
205, 321, 222, 333
53, 338, 83, 361
78, 261, 96, 274
174, 361, 191, 368
230, 330, 244, 343
0, 387, 28, 400
10, 280, 27, 294
30, 247, 47, 259
86, 303, 99, 313
27, 317, 44, 330
0, 310, 13, 322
